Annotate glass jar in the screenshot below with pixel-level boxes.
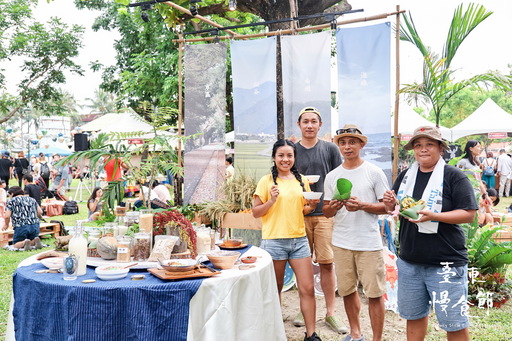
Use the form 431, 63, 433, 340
116, 236, 132, 263
133, 232, 151, 261
87, 231, 100, 249
139, 209, 153, 233
125, 211, 140, 228
103, 222, 117, 237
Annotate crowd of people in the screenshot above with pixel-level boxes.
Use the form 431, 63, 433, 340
253, 107, 480, 341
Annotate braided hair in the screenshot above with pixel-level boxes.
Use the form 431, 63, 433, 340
271, 139, 306, 191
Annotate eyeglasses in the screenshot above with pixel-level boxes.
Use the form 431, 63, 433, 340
336, 127, 362, 135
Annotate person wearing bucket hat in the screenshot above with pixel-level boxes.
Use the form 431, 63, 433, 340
323, 124, 389, 341
0, 151, 13, 190
383, 125, 477, 340
293, 107, 346, 334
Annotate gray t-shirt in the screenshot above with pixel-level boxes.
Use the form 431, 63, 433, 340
295, 139, 342, 215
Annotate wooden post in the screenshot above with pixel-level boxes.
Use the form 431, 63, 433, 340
392, 5, 401, 183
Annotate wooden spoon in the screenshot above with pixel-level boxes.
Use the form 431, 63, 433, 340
123, 263, 138, 269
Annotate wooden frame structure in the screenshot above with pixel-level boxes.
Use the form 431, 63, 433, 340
164, 1, 405, 181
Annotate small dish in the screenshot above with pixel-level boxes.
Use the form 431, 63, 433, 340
158, 258, 198, 272
241, 256, 257, 264
303, 192, 322, 200
95, 265, 129, 280
305, 175, 320, 184
40, 257, 64, 270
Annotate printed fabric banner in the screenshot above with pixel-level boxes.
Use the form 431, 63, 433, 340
231, 37, 277, 181
336, 22, 392, 182
282, 31, 332, 141
184, 43, 227, 204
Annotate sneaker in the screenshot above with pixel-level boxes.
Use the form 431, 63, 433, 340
325, 315, 348, 334
304, 331, 322, 341
23, 239, 32, 252
293, 312, 305, 327
34, 237, 43, 250
341, 334, 365, 341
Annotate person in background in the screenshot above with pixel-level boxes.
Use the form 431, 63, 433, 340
3, 186, 44, 250
0, 180, 6, 230
23, 174, 41, 206
478, 188, 499, 226
0, 151, 13, 190
104, 156, 128, 182
253, 139, 321, 341
383, 126, 477, 341
49, 154, 69, 201
323, 124, 389, 341
456, 140, 482, 177
87, 187, 103, 221
152, 180, 172, 204
496, 149, 512, 198
33, 153, 51, 189
293, 106, 346, 334
457, 140, 486, 196
225, 156, 234, 181
481, 152, 497, 189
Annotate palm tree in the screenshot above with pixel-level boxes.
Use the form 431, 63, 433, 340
84, 88, 118, 114
400, 3, 512, 127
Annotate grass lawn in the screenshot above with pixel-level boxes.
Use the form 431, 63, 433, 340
0, 181, 511, 339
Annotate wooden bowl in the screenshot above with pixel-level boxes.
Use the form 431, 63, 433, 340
224, 238, 243, 247
207, 251, 241, 269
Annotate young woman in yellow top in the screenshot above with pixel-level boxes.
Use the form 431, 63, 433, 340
253, 139, 321, 341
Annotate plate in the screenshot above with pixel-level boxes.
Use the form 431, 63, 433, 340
218, 243, 248, 250
87, 257, 159, 269
40, 257, 64, 270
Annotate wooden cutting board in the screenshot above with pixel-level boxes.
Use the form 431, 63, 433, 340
148, 266, 221, 280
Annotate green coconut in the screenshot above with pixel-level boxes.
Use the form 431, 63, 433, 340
333, 178, 352, 201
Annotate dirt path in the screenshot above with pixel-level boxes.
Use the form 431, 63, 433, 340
281, 289, 408, 341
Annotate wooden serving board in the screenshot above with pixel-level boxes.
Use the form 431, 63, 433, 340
148, 267, 221, 280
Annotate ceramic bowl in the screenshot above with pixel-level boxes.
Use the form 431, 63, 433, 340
158, 258, 198, 272
303, 192, 323, 200
207, 251, 241, 270
305, 175, 320, 184
95, 265, 129, 280
224, 238, 243, 247
40, 257, 64, 270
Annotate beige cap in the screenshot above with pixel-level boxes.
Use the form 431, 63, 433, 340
333, 124, 368, 145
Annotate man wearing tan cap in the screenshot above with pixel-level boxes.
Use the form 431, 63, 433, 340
294, 107, 346, 334
323, 124, 389, 341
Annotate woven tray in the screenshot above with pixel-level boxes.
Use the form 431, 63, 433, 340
148, 266, 220, 280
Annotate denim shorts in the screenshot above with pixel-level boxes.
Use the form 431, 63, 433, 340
397, 258, 470, 332
260, 236, 311, 261
13, 223, 39, 243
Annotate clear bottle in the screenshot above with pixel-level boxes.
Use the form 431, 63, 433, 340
68, 220, 88, 276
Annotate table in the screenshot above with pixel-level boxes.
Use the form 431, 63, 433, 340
7, 246, 286, 341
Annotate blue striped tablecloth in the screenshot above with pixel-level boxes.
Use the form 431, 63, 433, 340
12, 245, 252, 341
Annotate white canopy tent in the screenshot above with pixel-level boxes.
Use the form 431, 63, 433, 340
392, 106, 452, 141
80, 113, 179, 149
450, 98, 512, 141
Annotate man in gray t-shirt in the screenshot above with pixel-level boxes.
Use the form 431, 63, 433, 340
294, 107, 346, 334
49, 154, 69, 201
